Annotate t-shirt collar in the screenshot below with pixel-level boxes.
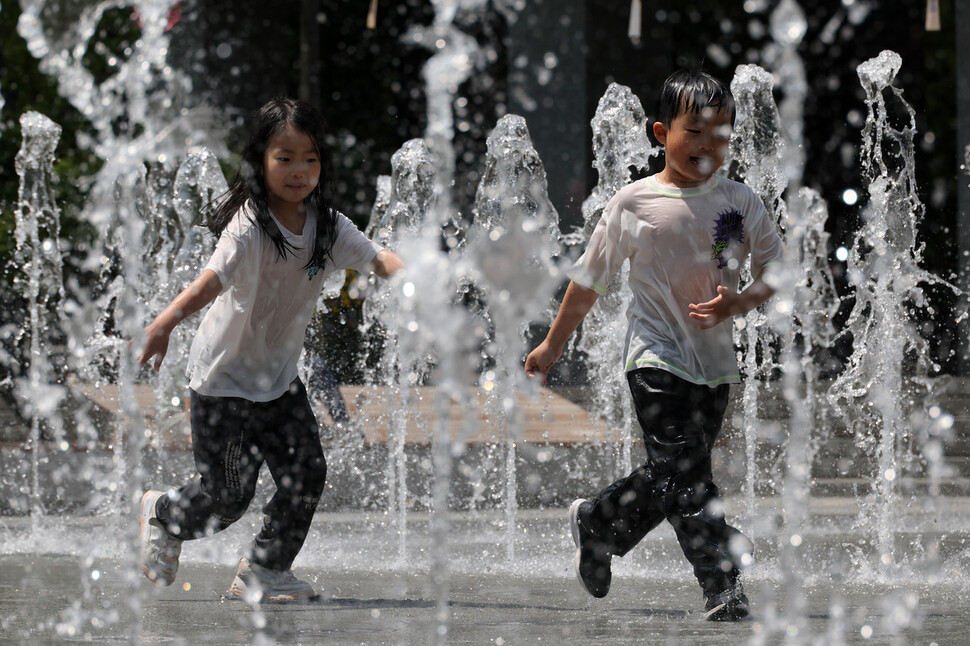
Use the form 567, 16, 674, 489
647, 174, 721, 198
268, 208, 312, 242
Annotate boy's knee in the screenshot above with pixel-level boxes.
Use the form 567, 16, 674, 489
303, 457, 327, 495
662, 479, 716, 515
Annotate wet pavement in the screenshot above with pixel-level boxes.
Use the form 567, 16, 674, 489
1, 506, 966, 645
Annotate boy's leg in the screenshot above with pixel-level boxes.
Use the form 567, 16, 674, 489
570, 373, 668, 598
250, 379, 327, 571
308, 357, 350, 424
155, 391, 262, 539
625, 369, 751, 597
583, 466, 666, 556
581, 371, 681, 556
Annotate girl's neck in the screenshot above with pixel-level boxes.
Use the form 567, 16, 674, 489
268, 199, 307, 235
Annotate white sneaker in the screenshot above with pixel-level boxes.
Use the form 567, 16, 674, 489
139, 490, 182, 585
225, 558, 319, 604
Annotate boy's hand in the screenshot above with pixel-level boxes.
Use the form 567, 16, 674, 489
524, 340, 561, 386
688, 285, 739, 330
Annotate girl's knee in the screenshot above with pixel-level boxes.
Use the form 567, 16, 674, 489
212, 486, 256, 520
283, 455, 327, 496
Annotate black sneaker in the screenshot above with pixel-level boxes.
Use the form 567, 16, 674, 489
704, 581, 750, 621
569, 498, 611, 598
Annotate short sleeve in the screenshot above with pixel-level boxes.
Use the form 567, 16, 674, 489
204, 216, 260, 293
567, 193, 632, 295
327, 212, 383, 273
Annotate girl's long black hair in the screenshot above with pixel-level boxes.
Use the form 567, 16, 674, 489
208, 97, 339, 273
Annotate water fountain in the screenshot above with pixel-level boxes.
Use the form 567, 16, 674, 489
573, 83, 658, 478
11, 111, 66, 520
830, 49, 964, 578
2, 0, 970, 643
466, 113, 563, 560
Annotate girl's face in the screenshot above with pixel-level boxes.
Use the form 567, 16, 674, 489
653, 105, 732, 188
263, 125, 321, 218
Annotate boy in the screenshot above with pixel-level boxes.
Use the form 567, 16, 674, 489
524, 69, 783, 621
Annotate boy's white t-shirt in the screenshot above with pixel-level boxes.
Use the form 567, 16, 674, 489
569, 174, 784, 387
187, 204, 382, 401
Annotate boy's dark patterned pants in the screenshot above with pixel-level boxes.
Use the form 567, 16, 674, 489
155, 378, 327, 572
584, 367, 751, 595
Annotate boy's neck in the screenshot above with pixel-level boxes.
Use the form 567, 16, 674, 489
654, 168, 713, 189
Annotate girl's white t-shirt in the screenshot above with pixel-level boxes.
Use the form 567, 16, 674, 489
568, 174, 784, 387
187, 204, 381, 401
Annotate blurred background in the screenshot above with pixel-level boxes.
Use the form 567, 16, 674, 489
0, 0, 964, 382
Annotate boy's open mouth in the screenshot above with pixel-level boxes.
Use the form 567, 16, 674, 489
691, 157, 714, 174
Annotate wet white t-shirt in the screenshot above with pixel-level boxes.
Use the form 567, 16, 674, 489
187, 204, 381, 401
569, 175, 784, 386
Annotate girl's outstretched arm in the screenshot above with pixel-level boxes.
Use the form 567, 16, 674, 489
139, 269, 223, 370
524, 281, 599, 385
371, 249, 404, 278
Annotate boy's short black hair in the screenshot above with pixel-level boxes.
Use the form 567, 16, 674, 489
657, 69, 735, 126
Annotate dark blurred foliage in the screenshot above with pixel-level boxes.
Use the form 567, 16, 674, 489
166, 0, 438, 226
580, 0, 959, 374
0, 1, 103, 286
0, 0, 963, 379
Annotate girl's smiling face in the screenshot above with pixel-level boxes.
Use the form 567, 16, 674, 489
653, 105, 733, 188
263, 125, 321, 219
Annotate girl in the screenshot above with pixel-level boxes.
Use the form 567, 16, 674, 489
137, 97, 403, 603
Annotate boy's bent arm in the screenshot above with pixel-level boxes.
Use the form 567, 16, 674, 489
688, 276, 775, 330
524, 281, 600, 383
139, 269, 223, 370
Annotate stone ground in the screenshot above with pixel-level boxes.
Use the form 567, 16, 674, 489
0, 505, 966, 645
2, 382, 969, 643
3, 554, 963, 645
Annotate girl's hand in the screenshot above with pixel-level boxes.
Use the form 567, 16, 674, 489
134, 269, 223, 370
524, 340, 562, 385
139, 321, 172, 371
688, 285, 738, 330
372, 249, 404, 279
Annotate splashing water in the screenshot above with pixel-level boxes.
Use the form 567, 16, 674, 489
361, 137, 438, 565
830, 50, 964, 582
732, 3, 842, 632
12, 111, 66, 523
766, 0, 808, 187
574, 83, 658, 476
468, 113, 563, 560
396, 3, 523, 639
729, 64, 788, 521
6, 2, 970, 643
16, 0, 225, 231
150, 149, 225, 431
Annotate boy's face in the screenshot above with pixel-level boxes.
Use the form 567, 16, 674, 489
653, 105, 732, 188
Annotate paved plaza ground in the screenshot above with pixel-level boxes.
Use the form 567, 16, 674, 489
1, 505, 967, 645
2, 383, 969, 643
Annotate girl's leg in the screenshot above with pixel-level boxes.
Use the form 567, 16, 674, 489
156, 391, 262, 539
250, 379, 327, 571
